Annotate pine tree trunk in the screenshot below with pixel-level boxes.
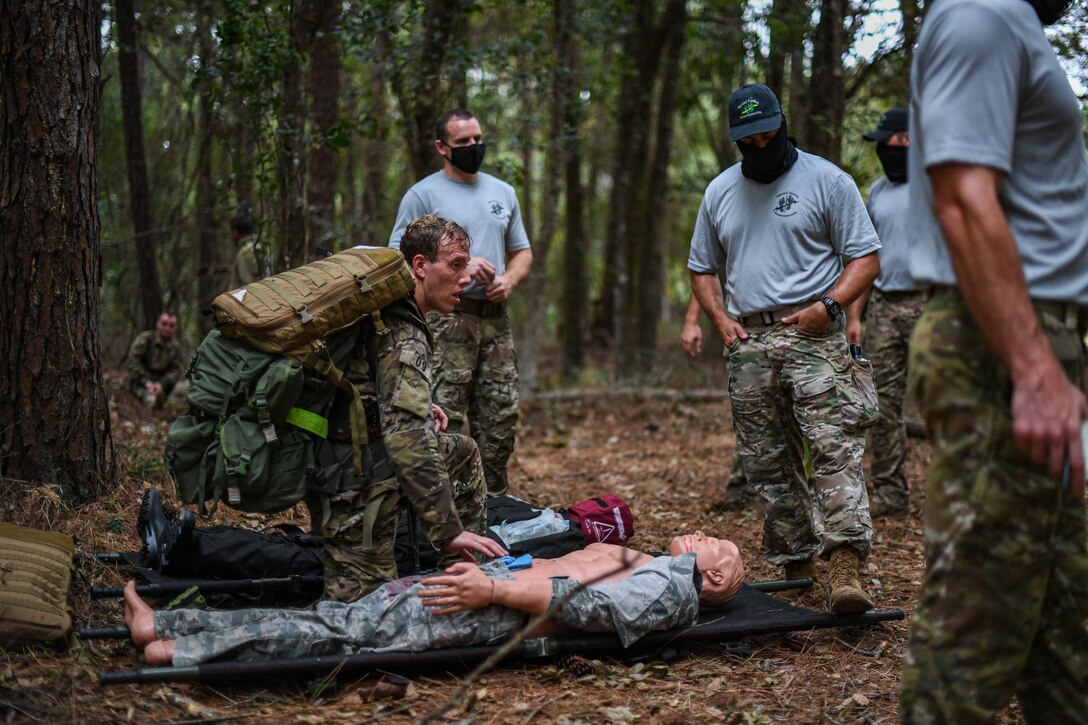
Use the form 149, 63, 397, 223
391, 0, 462, 181
519, 0, 577, 392
305, 0, 341, 249
808, 0, 847, 163
278, 7, 309, 269
115, 0, 162, 327
0, 0, 116, 502
630, 0, 686, 369
615, 0, 685, 377
195, 6, 220, 334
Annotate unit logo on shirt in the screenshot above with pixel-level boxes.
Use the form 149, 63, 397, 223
488, 200, 506, 218
773, 192, 800, 217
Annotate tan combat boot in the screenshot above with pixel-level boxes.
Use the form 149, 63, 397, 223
775, 559, 823, 604
828, 547, 874, 614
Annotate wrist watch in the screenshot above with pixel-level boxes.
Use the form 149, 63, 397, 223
819, 296, 842, 319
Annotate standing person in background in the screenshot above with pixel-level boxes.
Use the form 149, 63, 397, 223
846, 108, 925, 516
900, 0, 1088, 721
681, 294, 754, 510
228, 214, 267, 289
688, 83, 881, 614
389, 109, 533, 497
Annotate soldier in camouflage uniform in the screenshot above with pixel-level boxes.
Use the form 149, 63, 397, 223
901, 0, 1088, 721
390, 110, 533, 496
122, 531, 744, 666
309, 216, 508, 602
845, 108, 926, 516
688, 83, 881, 614
126, 312, 186, 408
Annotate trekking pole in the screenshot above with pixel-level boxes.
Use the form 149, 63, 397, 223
78, 626, 130, 641
90, 575, 324, 600
749, 577, 813, 592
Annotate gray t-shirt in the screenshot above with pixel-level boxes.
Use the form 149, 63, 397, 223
909, 0, 1088, 303
688, 150, 881, 317
866, 177, 916, 293
389, 171, 532, 300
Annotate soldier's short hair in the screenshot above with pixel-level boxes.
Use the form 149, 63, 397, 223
435, 109, 476, 144
400, 215, 470, 263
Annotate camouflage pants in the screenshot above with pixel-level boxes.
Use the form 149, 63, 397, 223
900, 288, 1088, 725
727, 317, 873, 566
127, 374, 186, 408
307, 432, 489, 602
862, 288, 926, 510
428, 308, 520, 496
157, 560, 523, 666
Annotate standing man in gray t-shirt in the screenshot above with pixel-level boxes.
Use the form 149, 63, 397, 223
688, 83, 882, 614
901, 0, 1088, 721
390, 110, 533, 496
845, 108, 925, 517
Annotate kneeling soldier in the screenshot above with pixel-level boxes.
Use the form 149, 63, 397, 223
311, 216, 507, 601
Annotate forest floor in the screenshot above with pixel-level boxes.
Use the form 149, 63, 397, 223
0, 354, 1025, 724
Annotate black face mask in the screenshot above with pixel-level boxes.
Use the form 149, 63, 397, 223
876, 143, 908, 183
1025, 0, 1073, 24
446, 142, 486, 175
737, 119, 799, 184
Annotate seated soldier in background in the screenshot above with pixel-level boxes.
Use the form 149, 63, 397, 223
124, 530, 745, 666
310, 215, 506, 603
127, 312, 186, 409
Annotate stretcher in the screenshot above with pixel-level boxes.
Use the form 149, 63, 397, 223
93, 581, 904, 686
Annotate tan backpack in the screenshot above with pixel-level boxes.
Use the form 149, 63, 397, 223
207, 246, 415, 475
0, 524, 74, 647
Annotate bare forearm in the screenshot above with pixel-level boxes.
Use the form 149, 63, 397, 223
684, 294, 702, 325
504, 248, 533, 287
826, 254, 879, 309
931, 166, 1048, 377
691, 272, 733, 343
847, 285, 871, 329
929, 163, 1088, 486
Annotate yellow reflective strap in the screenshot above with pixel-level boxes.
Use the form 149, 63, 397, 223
285, 407, 329, 438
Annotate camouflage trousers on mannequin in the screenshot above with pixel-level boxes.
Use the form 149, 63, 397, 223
862, 288, 926, 514
428, 307, 519, 496
726, 316, 874, 566
307, 432, 489, 603
900, 289, 1088, 725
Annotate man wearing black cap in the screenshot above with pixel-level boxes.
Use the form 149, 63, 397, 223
687, 83, 882, 614
845, 108, 924, 516
901, 0, 1088, 721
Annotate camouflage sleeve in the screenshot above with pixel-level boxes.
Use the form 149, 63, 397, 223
160, 340, 186, 388
549, 554, 701, 647
126, 331, 152, 384
374, 316, 464, 547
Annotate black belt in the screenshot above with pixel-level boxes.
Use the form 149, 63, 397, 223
738, 301, 814, 327
455, 298, 506, 318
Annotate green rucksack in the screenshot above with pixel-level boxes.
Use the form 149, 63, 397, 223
166, 245, 417, 514
165, 327, 359, 514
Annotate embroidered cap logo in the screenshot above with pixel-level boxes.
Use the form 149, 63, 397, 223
738, 98, 760, 118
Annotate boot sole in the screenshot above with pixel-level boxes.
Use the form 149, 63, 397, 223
830, 591, 874, 614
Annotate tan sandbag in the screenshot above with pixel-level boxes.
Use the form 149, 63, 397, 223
0, 523, 74, 647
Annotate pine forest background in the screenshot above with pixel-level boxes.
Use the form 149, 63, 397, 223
2, 0, 1087, 498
